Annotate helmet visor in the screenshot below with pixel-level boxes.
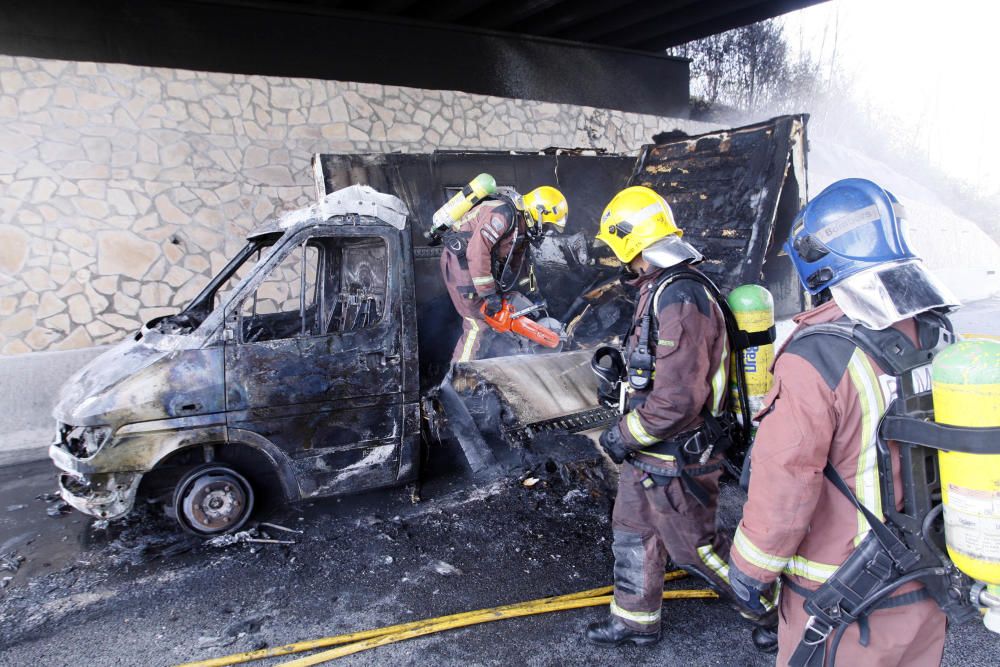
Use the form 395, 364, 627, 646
641, 235, 703, 268
829, 259, 959, 330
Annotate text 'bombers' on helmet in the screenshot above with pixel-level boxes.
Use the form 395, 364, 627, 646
783, 178, 915, 294
784, 177, 958, 329
523, 185, 568, 230
595, 186, 682, 263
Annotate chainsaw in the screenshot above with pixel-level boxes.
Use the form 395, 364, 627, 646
480, 298, 561, 349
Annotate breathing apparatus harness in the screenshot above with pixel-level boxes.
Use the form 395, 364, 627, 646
782, 311, 985, 667
593, 265, 776, 503
442, 191, 536, 294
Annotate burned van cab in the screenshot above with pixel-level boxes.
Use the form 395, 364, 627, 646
50, 186, 421, 535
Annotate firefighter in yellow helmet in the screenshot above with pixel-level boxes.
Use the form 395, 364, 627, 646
439, 185, 567, 362
586, 186, 773, 646
524, 185, 568, 232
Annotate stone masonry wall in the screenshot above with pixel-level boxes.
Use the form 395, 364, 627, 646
0, 55, 712, 355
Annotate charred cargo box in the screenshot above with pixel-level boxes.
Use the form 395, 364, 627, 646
50, 116, 808, 535
315, 115, 808, 388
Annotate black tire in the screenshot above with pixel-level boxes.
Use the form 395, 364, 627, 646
172, 464, 255, 536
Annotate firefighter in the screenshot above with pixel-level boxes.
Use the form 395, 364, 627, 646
728, 178, 960, 665
586, 186, 767, 647
440, 185, 566, 362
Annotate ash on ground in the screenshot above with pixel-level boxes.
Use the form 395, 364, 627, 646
0, 453, 993, 667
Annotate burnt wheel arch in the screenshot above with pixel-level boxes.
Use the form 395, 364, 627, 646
138, 439, 295, 515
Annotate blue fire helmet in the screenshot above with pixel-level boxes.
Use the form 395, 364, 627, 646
784, 178, 914, 295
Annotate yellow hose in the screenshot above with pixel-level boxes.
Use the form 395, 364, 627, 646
177, 571, 705, 667
280, 589, 718, 667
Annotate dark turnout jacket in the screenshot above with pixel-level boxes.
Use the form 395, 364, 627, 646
439, 199, 530, 362
618, 265, 731, 466
462, 199, 528, 300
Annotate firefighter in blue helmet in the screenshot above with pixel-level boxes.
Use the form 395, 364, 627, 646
729, 178, 959, 665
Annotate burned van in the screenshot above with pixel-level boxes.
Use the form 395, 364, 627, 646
50, 187, 422, 534
49, 117, 809, 535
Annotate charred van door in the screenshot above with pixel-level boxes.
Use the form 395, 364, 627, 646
224, 224, 405, 499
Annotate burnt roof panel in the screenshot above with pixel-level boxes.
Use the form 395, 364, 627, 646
629, 115, 808, 294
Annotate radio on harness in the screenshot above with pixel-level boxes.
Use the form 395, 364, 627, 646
591, 266, 777, 483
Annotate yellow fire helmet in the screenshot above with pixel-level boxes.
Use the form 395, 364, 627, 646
524, 186, 568, 231
596, 185, 684, 264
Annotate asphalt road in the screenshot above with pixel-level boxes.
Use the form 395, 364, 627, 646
2, 298, 998, 666
1, 451, 997, 667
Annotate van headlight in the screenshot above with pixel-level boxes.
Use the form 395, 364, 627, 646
65, 425, 113, 457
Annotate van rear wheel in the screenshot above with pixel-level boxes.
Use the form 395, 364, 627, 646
173, 464, 255, 536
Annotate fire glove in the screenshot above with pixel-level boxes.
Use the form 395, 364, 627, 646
599, 423, 629, 464
728, 558, 775, 621
483, 293, 503, 317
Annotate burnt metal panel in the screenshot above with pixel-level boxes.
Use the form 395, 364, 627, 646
314, 150, 636, 388
315, 117, 809, 380
222, 223, 409, 497
629, 114, 809, 316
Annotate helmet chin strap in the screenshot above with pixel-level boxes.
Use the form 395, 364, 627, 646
525, 215, 544, 244
620, 264, 640, 281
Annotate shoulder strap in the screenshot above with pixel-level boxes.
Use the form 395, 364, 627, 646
478, 197, 525, 291
637, 266, 714, 360
478, 197, 518, 240
823, 462, 920, 570
789, 314, 954, 573
642, 267, 755, 449
646, 266, 723, 324
788, 311, 953, 378
635, 265, 691, 359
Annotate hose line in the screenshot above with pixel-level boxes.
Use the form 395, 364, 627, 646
283, 589, 717, 667
177, 570, 714, 667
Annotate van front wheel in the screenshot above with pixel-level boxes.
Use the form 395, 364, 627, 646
173, 464, 255, 536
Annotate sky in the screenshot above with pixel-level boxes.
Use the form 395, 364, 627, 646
781, 0, 1000, 196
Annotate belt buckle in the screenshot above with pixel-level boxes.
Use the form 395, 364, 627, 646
803, 615, 832, 645
682, 431, 704, 456
866, 551, 894, 580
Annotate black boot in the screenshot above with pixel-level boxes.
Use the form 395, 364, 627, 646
585, 615, 661, 647
751, 625, 778, 653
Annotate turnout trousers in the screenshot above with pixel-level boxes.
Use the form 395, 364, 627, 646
776, 586, 945, 667
450, 316, 500, 363
440, 250, 498, 363
610, 461, 732, 631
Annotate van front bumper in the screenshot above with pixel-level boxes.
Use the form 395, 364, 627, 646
51, 440, 142, 520
57, 470, 142, 520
